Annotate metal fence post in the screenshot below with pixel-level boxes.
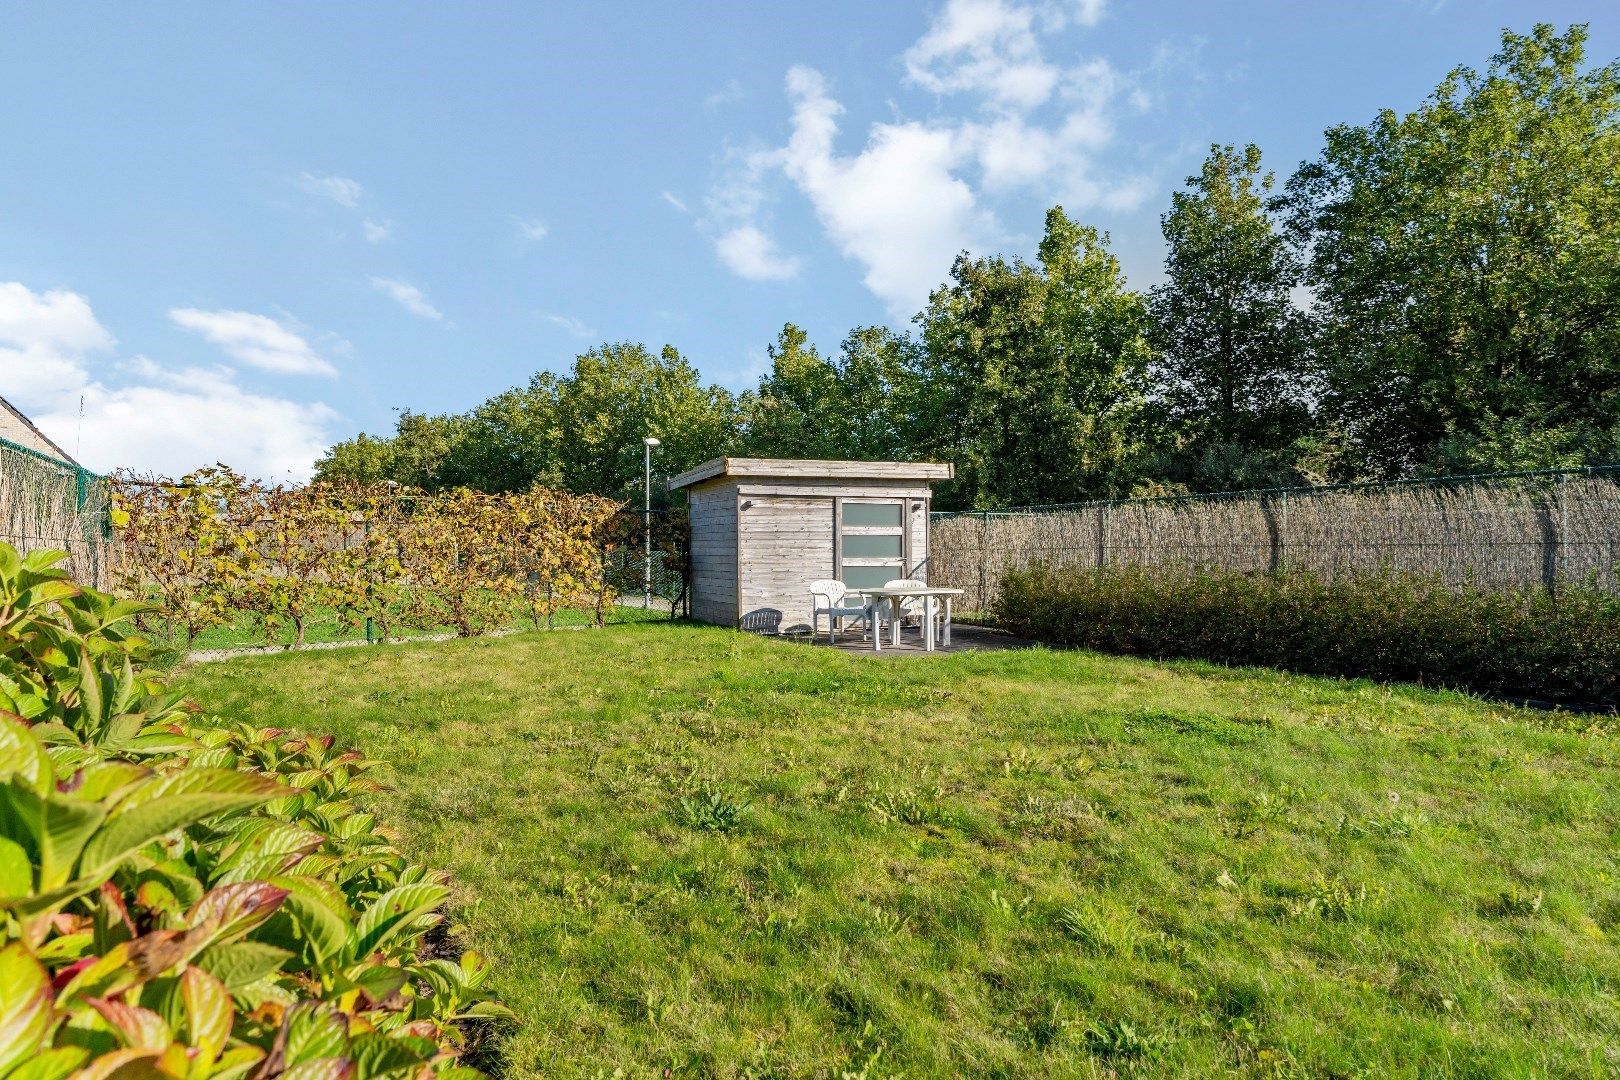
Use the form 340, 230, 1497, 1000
979, 510, 989, 610
1279, 489, 1289, 573
1556, 471, 1567, 595
1099, 503, 1111, 568
363, 516, 375, 644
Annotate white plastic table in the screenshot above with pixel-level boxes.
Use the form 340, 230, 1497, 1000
858, 586, 965, 652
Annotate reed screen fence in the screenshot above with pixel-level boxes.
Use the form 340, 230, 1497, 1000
0, 436, 112, 587
930, 465, 1620, 611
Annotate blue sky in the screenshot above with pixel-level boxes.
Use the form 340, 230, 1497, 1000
1, 1, 1612, 479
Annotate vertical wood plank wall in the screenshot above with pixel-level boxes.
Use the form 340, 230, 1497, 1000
687, 481, 739, 626
738, 495, 834, 632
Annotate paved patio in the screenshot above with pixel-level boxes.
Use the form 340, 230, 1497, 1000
779, 622, 1036, 656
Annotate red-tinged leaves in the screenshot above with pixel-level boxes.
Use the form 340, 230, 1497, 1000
179, 966, 233, 1063
183, 882, 290, 949
277, 1059, 356, 1080
0, 942, 55, 1076
69, 1047, 168, 1080
86, 998, 172, 1050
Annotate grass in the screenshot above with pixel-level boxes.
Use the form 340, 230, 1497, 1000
143, 599, 671, 656
180, 624, 1620, 1077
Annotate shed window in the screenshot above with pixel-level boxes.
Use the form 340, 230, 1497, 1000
842, 502, 902, 528
843, 534, 903, 559
839, 498, 906, 592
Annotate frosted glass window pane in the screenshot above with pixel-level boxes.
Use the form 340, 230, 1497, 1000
844, 534, 903, 558
843, 502, 902, 527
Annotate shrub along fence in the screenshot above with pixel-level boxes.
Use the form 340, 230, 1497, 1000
992, 563, 1620, 711
109, 467, 650, 652
0, 435, 113, 587
932, 465, 1620, 611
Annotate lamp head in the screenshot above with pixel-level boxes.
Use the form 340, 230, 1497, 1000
644, 437, 661, 447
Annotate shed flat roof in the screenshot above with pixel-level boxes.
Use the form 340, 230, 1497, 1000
668, 456, 954, 491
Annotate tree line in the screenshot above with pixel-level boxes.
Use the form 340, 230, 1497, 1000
316, 26, 1620, 512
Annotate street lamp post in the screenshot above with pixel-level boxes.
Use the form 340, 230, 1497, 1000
643, 437, 660, 608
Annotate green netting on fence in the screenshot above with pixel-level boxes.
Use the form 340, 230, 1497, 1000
0, 436, 112, 587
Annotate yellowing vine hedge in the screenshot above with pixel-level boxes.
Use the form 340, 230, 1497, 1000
109, 468, 626, 646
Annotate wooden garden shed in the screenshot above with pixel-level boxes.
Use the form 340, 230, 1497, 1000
669, 457, 954, 632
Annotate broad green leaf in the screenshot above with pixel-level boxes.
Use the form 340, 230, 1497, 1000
3, 1046, 90, 1080
179, 966, 232, 1063
0, 715, 52, 795
192, 941, 293, 990
348, 882, 449, 961
263, 876, 352, 963
454, 1000, 517, 1022
208, 1045, 266, 1080
0, 942, 54, 1076
39, 796, 106, 891
0, 836, 30, 899
278, 1060, 356, 1080
78, 771, 283, 880
282, 1006, 350, 1067
346, 1033, 435, 1080
13, 581, 81, 614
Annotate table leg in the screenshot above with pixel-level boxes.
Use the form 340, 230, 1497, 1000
869, 602, 881, 652
891, 598, 902, 646
943, 597, 952, 647
924, 595, 936, 651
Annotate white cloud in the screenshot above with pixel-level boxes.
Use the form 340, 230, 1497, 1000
0, 283, 337, 480
297, 172, 364, 208
660, 191, 690, 213
515, 218, 549, 243
369, 277, 443, 321
706, 0, 1147, 316
169, 308, 338, 376
715, 224, 802, 281
904, 0, 1063, 111
362, 218, 394, 243
0, 282, 114, 405
541, 314, 595, 339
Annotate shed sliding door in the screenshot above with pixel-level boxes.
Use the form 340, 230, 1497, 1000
837, 498, 908, 591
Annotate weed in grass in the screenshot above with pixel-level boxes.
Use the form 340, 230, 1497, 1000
865, 785, 951, 827
675, 782, 751, 832
1232, 784, 1303, 836
1058, 899, 1154, 957
1489, 885, 1545, 917
1284, 875, 1386, 921
1083, 1017, 1167, 1061
1337, 806, 1428, 840
998, 746, 1041, 777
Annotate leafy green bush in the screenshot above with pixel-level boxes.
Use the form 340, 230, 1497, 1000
0, 542, 509, 1078
992, 562, 1620, 708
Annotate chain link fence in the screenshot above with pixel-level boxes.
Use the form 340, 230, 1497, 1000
0, 437, 113, 587
931, 465, 1620, 611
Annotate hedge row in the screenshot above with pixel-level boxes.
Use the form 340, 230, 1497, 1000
0, 541, 508, 1079
991, 563, 1620, 709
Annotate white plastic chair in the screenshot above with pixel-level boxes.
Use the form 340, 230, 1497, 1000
809, 579, 874, 644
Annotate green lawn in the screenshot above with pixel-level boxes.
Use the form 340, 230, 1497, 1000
144, 599, 671, 657
181, 624, 1620, 1078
